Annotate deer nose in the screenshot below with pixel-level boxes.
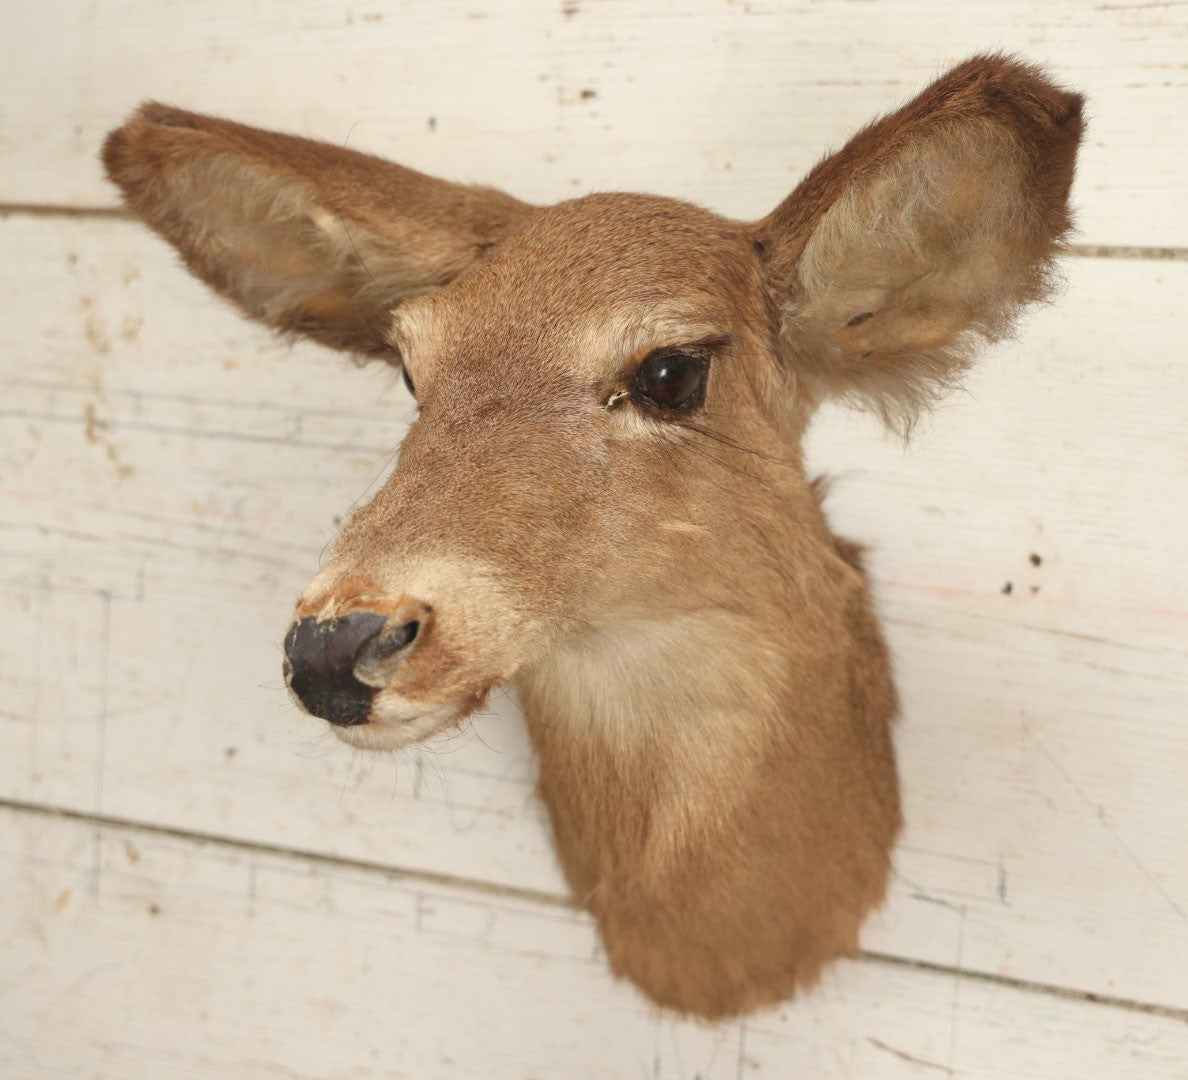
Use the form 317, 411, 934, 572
283, 611, 421, 726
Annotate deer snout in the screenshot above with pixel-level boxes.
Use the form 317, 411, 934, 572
283, 609, 423, 726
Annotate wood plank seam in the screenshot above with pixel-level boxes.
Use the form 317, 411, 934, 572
2, 204, 1188, 262
6, 795, 1186, 1026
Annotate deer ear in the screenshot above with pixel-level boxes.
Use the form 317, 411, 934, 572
102, 104, 531, 357
755, 55, 1084, 430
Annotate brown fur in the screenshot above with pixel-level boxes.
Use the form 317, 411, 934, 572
102, 55, 1083, 1018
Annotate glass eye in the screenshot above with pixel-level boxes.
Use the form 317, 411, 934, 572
634, 350, 709, 412
401, 365, 416, 398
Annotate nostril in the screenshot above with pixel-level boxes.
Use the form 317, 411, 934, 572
353, 617, 423, 687
369, 619, 420, 662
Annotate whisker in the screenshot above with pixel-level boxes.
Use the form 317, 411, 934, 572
681, 420, 799, 467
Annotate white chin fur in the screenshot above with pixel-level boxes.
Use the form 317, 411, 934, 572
330, 699, 466, 752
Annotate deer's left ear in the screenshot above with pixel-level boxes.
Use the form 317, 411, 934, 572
754, 55, 1084, 429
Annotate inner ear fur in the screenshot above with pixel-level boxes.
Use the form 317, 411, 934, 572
102, 104, 531, 356
755, 55, 1085, 430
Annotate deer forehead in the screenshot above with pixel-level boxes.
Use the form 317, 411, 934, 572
389, 192, 765, 383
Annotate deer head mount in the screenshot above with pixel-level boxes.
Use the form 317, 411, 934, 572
103, 55, 1083, 1018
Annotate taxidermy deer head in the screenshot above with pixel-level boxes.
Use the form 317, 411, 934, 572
103, 55, 1083, 1018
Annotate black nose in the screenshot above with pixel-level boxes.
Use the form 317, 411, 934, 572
283, 612, 390, 726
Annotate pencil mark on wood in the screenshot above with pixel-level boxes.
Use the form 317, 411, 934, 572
1025, 723, 1188, 928
89, 827, 102, 898
910, 891, 966, 914
898, 845, 1000, 869
947, 906, 967, 1072
868, 1036, 954, 1074
448, 758, 517, 834
734, 1022, 749, 1080
95, 590, 112, 815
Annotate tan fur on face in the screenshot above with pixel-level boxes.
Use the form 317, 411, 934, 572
103, 55, 1083, 1019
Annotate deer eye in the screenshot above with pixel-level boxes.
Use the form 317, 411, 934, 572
401, 365, 416, 398
633, 350, 709, 412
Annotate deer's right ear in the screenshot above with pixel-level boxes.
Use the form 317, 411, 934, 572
102, 104, 531, 357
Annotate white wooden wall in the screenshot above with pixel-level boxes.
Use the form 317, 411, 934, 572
2, 3, 1187, 1077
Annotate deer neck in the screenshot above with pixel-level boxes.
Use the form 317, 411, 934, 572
515, 532, 901, 899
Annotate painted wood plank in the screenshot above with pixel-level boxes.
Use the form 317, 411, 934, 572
3, 1, 1188, 246
3, 807, 1186, 1079
2, 215, 1187, 1013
